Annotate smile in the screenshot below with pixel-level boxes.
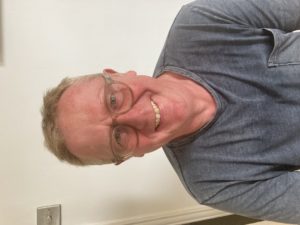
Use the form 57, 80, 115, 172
150, 100, 161, 129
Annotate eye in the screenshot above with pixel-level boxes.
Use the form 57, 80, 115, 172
113, 127, 122, 146
112, 126, 129, 153
105, 81, 133, 114
109, 94, 117, 108
107, 90, 124, 112
111, 125, 138, 158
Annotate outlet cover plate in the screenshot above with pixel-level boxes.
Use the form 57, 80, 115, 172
37, 204, 61, 225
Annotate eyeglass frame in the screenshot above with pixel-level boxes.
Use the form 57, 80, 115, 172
101, 71, 138, 165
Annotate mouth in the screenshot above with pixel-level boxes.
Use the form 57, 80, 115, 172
150, 100, 161, 129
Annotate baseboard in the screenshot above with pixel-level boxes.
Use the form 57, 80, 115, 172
94, 206, 231, 225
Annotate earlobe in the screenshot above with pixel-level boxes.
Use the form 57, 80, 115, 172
103, 68, 118, 74
126, 70, 137, 77
135, 153, 144, 158
103, 68, 137, 77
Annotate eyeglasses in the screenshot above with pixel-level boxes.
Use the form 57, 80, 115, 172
101, 72, 138, 165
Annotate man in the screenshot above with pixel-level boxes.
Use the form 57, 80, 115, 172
41, 0, 300, 223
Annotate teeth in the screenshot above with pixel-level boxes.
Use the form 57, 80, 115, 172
150, 100, 160, 128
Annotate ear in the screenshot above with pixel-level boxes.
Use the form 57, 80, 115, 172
125, 70, 137, 77
134, 153, 144, 158
103, 68, 118, 74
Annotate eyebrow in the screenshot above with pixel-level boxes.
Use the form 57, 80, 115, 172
97, 75, 106, 105
97, 76, 116, 162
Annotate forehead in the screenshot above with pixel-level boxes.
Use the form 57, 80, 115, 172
56, 77, 113, 162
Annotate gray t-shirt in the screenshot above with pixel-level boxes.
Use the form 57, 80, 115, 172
153, 0, 300, 223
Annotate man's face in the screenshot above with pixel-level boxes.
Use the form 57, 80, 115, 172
57, 69, 194, 164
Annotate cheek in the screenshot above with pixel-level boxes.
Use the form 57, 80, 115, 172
128, 77, 160, 96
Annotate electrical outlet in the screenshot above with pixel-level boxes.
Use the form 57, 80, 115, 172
37, 204, 61, 225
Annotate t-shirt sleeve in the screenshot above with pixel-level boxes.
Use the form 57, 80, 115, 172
202, 171, 300, 223
184, 0, 300, 31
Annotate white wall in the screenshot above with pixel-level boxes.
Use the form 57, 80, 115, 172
0, 0, 211, 224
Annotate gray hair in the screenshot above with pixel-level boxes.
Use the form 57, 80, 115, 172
41, 73, 111, 166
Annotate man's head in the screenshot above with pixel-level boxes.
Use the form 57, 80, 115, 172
42, 69, 205, 166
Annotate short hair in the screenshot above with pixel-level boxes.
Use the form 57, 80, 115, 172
41, 73, 110, 166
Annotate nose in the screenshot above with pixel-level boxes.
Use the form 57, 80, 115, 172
114, 100, 155, 133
